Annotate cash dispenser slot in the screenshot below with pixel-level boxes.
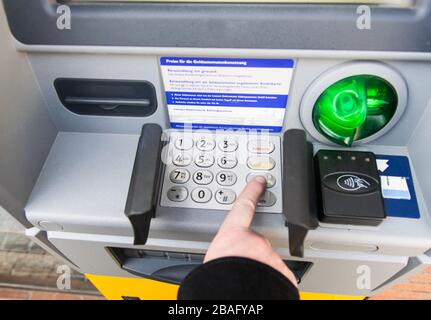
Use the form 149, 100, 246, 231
109, 248, 204, 284
108, 247, 313, 285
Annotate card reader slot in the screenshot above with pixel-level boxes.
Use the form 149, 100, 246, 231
54, 78, 157, 117
64, 97, 151, 109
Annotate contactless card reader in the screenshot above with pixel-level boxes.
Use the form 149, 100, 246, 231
315, 150, 386, 226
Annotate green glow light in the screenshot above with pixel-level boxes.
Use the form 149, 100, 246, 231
313, 75, 398, 146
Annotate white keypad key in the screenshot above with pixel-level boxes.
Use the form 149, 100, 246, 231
258, 191, 277, 207
216, 171, 237, 186
172, 153, 192, 166
247, 172, 276, 188
218, 154, 238, 169
193, 170, 214, 185
195, 153, 215, 168
248, 140, 275, 154
218, 137, 238, 152
215, 189, 236, 205
167, 186, 188, 202
247, 156, 275, 171
174, 137, 193, 151
170, 169, 190, 184
191, 187, 212, 203
196, 137, 216, 151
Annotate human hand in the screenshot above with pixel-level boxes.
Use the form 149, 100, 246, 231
204, 176, 297, 286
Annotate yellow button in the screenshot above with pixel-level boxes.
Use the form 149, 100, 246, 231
247, 156, 275, 171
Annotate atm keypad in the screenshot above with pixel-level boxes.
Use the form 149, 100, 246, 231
160, 131, 283, 213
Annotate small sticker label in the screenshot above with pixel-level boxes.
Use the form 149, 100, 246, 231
376, 155, 419, 219
380, 176, 411, 200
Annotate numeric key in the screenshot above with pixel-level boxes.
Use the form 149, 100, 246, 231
218, 137, 238, 152
191, 188, 212, 203
174, 137, 193, 151
216, 171, 237, 186
193, 170, 214, 185
196, 137, 216, 151
173, 153, 192, 166
170, 169, 190, 184
218, 154, 238, 169
195, 153, 215, 167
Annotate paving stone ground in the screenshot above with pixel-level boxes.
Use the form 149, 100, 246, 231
0, 210, 430, 300
0, 210, 103, 299
0, 287, 104, 300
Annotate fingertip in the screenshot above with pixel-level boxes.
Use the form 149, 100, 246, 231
253, 175, 267, 185
220, 175, 266, 230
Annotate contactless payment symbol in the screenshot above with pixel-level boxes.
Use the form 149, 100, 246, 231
336, 174, 371, 191
323, 173, 377, 194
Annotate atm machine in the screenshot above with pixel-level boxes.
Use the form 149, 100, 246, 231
1, 0, 431, 300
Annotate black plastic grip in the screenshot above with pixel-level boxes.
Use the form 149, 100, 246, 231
125, 124, 163, 245
282, 129, 318, 257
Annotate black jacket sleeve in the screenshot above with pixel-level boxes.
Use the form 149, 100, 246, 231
178, 257, 300, 300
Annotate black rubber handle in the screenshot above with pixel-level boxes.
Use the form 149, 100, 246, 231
124, 124, 163, 245
282, 129, 318, 257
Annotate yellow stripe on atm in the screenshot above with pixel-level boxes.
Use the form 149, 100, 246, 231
86, 274, 179, 300
86, 274, 365, 300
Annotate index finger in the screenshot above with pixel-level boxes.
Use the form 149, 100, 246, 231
219, 176, 266, 231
